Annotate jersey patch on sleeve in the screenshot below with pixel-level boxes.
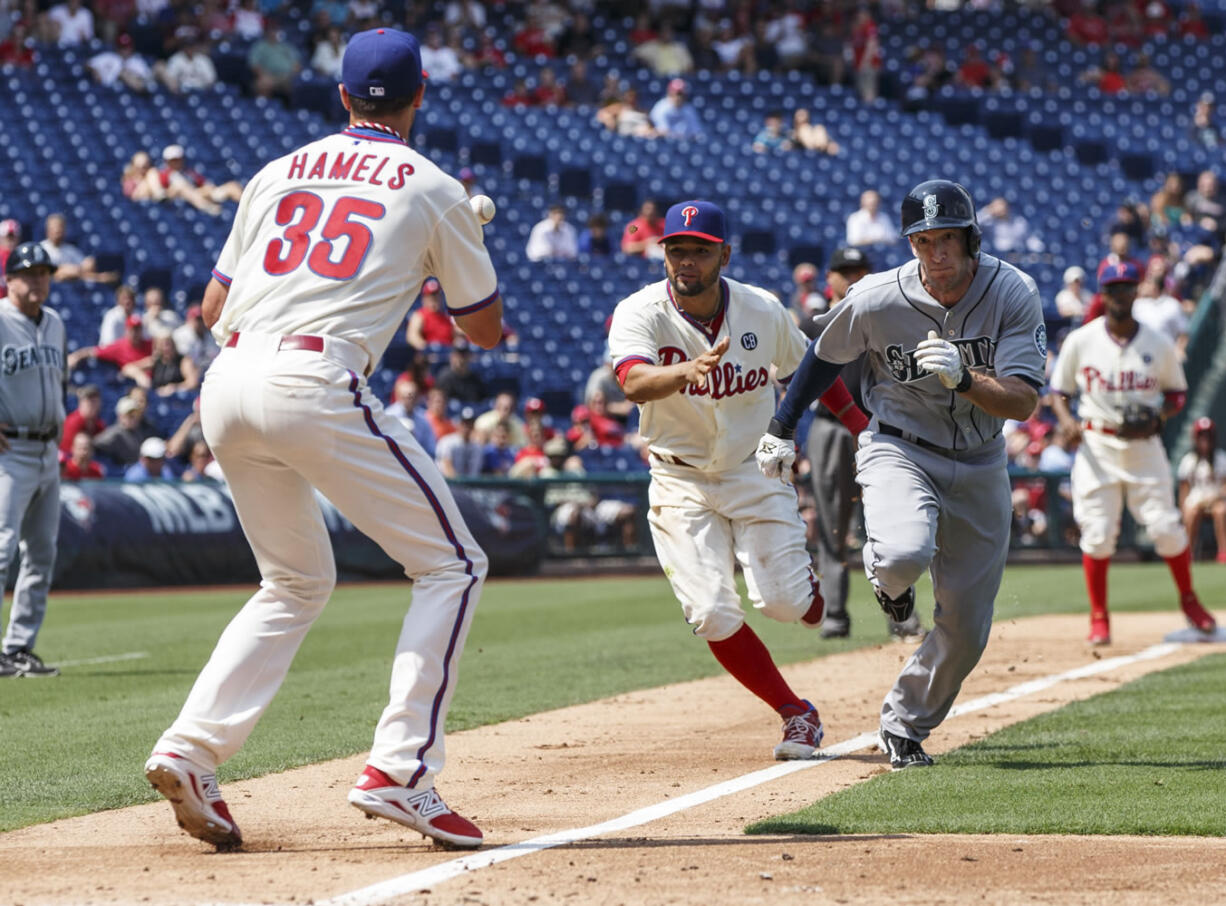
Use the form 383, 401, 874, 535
1034, 323, 1047, 358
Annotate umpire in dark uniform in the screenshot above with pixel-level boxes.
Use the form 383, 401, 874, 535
0, 242, 65, 677
803, 247, 926, 642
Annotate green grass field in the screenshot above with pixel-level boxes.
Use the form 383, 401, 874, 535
1, 562, 1221, 833
749, 652, 1226, 837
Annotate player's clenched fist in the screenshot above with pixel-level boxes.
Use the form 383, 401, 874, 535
755, 433, 796, 483
915, 330, 969, 390
683, 335, 731, 386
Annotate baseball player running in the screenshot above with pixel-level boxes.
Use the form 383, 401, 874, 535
608, 200, 869, 760
1049, 261, 1217, 645
756, 180, 1046, 770
800, 246, 927, 643
0, 242, 64, 679
145, 28, 502, 850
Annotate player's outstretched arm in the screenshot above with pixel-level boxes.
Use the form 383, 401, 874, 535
765, 340, 845, 439
621, 336, 730, 403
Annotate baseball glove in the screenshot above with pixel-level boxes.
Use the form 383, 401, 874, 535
1118, 403, 1162, 439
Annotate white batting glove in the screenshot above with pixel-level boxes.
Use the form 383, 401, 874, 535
755, 433, 796, 483
915, 330, 967, 390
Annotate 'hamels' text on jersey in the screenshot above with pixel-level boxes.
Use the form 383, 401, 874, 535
609, 277, 808, 472
286, 150, 416, 190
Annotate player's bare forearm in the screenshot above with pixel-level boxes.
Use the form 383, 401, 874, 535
962, 373, 1039, 421
621, 362, 698, 402
202, 278, 229, 329
454, 297, 504, 349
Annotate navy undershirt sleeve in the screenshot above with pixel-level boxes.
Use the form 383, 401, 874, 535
768, 342, 846, 439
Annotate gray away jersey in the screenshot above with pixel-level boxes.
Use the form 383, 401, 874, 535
0, 301, 66, 433
814, 253, 1046, 450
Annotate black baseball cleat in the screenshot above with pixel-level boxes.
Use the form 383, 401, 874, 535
878, 728, 934, 770
875, 586, 915, 624
819, 621, 850, 639
6, 650, 59, 677
0, 653, 21, 678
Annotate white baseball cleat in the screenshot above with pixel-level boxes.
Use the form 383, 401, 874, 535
348, 765, 483, 849
144, 752, 242, 849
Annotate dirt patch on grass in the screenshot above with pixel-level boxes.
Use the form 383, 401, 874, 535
3, 612, 1223, 906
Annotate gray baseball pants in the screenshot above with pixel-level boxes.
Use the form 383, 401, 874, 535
855, 432, 1011, 742
806, 416, 855, 629
1, 439, 60, 654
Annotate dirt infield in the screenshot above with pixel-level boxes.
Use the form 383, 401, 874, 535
4, 612, 1224, 906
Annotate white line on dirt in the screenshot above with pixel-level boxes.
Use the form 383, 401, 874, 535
56, 651, 150, 668
309, 640, 1183, 906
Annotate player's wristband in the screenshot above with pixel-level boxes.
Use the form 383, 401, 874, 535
767, 417, 794, 441
954, 367, 973, 393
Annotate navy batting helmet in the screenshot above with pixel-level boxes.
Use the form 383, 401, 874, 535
5, 241, 54, 276
900, 179, 981, 255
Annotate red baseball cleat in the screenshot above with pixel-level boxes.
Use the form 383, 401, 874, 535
1179, 591, 1217, 634
774, 700, 824, 760
1087, 617, 1111, 646
348, 765, 483, 849
145, 752, 242, 850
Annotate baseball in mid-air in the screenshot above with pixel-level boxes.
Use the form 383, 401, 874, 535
469, 194, 496, 225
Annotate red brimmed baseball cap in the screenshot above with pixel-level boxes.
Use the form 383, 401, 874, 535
1099, 260, 1140, 287
342, 27, 427, 101
659, 200, 727, 244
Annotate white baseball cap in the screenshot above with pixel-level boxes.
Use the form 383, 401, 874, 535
162, 144, 185, 161
140, 437, 167, 459
1063, 266, 1086, 284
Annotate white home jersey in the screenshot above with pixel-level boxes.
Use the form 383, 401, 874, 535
211, 123, 498, 369
609, 277, 807, 471
1049, 318, 1186, 428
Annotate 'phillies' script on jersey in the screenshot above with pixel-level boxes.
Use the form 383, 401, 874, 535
1079, 366, 1159, 393
658, 346, 769, 399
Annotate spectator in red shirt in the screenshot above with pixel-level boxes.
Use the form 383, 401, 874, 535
533, 66, 567, 106
955, 45, 996, 90
502, 78, 536, 108
1081, 51, 1126, 94
67, 313, 154, 377
0, 21, 36, 68
1140, 0, 1173, 37
472, 34, 506, 69
1178, 1, 1209, 39
60, 384, 106, 454
404, 278, 456, 352
850, 9, 882, 102
523, 396, 557, 442
1067, 3, 1109, 44
509, 418, 551, 478
620, 200, 665, 258
61, 433, 106, 480
0, 218, 20, 297
567, 398, 624, 448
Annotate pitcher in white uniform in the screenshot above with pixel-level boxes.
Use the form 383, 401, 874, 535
144, 28, 502, 851
608, 200, 869, 760
1049, 260, 1217, 645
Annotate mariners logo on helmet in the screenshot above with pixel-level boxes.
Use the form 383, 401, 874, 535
923, 194, 940, 221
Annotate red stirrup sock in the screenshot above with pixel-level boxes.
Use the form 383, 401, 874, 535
1163, 546, 1195, 596
1082, 554, 1110, 621
707, 623, 807, 714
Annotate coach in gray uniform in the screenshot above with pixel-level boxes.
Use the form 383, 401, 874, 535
757, 180, 1045, 769
0, 242, 65, 678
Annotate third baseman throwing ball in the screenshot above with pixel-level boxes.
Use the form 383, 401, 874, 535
757, 180, 1047, 769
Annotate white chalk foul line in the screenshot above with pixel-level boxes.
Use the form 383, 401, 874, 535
313, 640, 1184, 906
56, 651, 149, 668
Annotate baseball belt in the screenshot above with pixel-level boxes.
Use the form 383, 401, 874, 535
225, 332, 325, 353
1082, 421, 1120, 436
2, 426, 58, 442
876, 422, 962, 457
653, 452, 694, 467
